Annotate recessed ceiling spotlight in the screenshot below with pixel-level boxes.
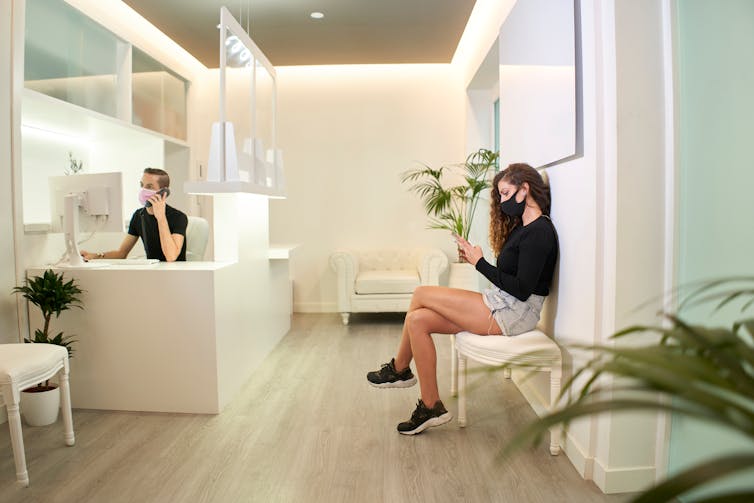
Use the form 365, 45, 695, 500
310, 12, 324, 19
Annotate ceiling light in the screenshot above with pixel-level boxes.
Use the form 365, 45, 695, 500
310, 12, 324, 19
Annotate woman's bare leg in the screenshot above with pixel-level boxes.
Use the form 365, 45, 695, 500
396, 286, 502, 406
409, 286, 503, 335
406, 308, 464, 407
395, 286, 501, 370
394, 322, 413, 372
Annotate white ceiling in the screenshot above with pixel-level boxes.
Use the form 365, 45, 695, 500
123, 0, 477, 67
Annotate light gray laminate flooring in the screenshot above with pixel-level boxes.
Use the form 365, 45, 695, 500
0, 313, 631, 502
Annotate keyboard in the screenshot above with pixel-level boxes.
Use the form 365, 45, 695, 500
98, 259, 160, 266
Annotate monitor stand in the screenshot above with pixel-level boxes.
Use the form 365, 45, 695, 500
59, 193, 105, 269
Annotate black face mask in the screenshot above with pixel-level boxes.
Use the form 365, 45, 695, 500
500, 189, 526, 217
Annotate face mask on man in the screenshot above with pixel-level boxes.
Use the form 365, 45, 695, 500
500, 188, 526, 217
138, 188, 157, 206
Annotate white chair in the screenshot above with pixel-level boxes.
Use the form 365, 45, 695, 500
185, 216, 210, 261
330, 248, 449, 325
452, 330, 563, 455
0, 343, 75, 486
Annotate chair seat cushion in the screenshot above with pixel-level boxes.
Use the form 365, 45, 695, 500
455, 330, 560, 367
355, 270, 420, 294
0, 343, 67, 385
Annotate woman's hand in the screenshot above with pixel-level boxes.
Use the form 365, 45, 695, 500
80, 250, 97, 261
453, 234, 483, 266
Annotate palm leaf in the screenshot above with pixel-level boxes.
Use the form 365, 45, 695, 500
502, 278, 754, 502
632, 453, 754, 503
501, 398, 721, 460
401, 149, 498, 239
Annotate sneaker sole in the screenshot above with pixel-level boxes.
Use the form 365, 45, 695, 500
398, 411, 453, 435
367, 376, 417, 389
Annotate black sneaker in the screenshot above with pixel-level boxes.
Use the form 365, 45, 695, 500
366, 359, 417, 388
397, 399, 453, 435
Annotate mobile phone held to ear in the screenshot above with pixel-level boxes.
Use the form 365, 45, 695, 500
145, 187, 170, 207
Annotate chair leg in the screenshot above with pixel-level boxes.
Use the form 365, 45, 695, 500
549, 365, 562, 455
5, 392, 29, 487
59, 368, 75, 447
458, 356, 467, 427
450, 334, 457, 396
340, 313, 350, 325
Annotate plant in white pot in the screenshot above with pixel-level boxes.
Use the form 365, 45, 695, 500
402, 148, 499, 261
12, 269, 83, 426
402, 149, 498, 290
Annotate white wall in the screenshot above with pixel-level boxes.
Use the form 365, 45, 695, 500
269, 65, 465, 312
461, 0, 670, 493
0, 0, 20, 344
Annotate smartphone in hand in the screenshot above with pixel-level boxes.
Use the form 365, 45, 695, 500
145, 187, 170, 207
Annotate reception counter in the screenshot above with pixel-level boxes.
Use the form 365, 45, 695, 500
28, 257, 292, 414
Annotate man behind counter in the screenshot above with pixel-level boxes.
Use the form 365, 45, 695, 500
81, 168, 188, 262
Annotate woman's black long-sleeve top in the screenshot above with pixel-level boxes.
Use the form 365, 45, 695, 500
474, 216, 558, 301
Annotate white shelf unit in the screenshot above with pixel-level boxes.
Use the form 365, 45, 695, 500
21, 88, 191, 233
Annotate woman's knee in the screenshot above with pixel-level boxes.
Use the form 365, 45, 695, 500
406, 308, 435, 335
411, 285, 442, 308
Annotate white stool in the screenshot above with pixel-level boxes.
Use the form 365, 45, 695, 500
0, 343, 75, 486
452, 330, 563, 455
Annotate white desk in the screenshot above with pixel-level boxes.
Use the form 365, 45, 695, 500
28, 260, 292, 414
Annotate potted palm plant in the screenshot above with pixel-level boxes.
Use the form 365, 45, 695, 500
402, 148, 499, 263
12, 269, 83, 426
504, 277, 754, 502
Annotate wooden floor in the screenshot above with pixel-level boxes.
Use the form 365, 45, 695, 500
0, 313, 631, 502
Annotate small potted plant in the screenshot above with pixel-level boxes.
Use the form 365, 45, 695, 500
12, 269, 83, 426
401, 148, 499, 262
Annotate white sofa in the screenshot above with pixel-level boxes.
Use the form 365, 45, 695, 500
329, 248, 449, 325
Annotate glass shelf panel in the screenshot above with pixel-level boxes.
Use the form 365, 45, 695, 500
132, 48, 188, 140
24, 0, 120, 118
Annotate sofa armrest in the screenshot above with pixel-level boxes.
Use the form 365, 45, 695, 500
329, 250, 359, 312
417, 248, 449, 285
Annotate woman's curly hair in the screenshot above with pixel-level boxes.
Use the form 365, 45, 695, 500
489, 163, 551, 255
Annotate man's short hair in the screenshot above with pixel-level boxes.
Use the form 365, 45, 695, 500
144, 167, 170, 188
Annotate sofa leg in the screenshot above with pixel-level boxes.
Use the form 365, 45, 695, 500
340, 313, 350, 325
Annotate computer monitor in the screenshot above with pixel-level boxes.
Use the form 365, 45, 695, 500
49, 172, 123, 267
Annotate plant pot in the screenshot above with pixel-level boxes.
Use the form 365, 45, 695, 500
21, 385, 60, 426
448, 262, 479, 292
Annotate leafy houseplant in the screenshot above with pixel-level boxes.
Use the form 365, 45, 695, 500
12, 269, 83, 425
66, 151, 83, 175
505, 278, 754, 503
402, 148, 499, 262
12, 270, 83, 393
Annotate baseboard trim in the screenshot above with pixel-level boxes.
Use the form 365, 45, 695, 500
592, 459, 656, 494
512, 372, 655, 493
563, 428, 594, 480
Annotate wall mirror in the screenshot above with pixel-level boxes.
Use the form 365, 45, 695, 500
498, 0, 582, 168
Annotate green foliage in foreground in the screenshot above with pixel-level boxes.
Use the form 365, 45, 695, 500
504, 278, 754, 503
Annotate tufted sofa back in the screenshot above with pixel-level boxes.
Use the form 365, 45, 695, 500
356, 249, 421, 271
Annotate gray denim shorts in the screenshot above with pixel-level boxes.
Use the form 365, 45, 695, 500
481, 286, 545, 336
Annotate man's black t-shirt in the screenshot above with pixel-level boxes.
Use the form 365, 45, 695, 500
475, 216, 558, 301
127, 205, 188, 261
